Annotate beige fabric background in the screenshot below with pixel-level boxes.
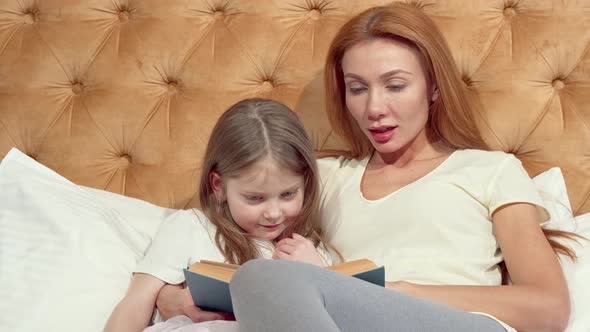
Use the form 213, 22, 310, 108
0, 0, 588, 215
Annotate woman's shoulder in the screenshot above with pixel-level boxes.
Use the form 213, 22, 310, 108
317, 156, 366, 186
440, 149, 524, 181
455, 148, 514, 161
452, 149, 519, 168
317, 155, 365, 177
317, 154, 357, 167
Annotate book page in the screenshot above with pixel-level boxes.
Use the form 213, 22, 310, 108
188, 258, 379, 282
188, 261, 237, 283
326, 259, 377, 275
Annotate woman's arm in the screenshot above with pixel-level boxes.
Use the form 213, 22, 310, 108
389, 203, 570, 332
103, 273, 165, 332
155, 283, 231, 321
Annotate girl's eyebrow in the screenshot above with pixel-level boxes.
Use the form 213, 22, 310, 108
241, 184, 301, 195
282, 184, 301, 192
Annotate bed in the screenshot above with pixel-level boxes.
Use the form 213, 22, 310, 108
0, 1, 588, 331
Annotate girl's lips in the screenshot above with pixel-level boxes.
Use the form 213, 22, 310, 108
369, 126, 396, 143
260, 224, 280, 229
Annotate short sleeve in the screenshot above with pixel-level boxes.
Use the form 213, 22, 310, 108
317, 157, 341, 185
317, 242, 336, 265
487, 155, 550, 224
134, 209, 213, 284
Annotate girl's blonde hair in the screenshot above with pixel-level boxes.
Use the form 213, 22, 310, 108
324, 3, 576, 259
199, 98, 324, 264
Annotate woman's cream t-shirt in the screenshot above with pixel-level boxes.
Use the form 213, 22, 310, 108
318, 149, 549, 287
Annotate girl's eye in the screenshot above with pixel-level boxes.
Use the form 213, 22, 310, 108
245, 195, 263, 202
280, 191, 296, 199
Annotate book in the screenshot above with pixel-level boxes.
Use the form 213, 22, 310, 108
183, 259, 385, 313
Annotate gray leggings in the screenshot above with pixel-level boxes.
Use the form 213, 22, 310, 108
229, 259, 506, 332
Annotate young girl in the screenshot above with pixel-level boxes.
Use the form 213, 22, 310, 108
103, 98, 334, 332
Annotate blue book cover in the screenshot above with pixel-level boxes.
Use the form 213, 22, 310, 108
183, 268, 234, 313
183, 260, 385, 314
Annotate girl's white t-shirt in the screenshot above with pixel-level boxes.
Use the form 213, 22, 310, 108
135, 208, 332, 285
134, 209, 277, 284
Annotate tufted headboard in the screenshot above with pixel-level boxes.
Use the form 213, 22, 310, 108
0, 0, 588, 215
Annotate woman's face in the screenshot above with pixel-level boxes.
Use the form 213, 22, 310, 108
341, 38, 438, 155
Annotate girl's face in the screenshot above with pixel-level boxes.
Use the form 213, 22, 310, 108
211, 158, 305, 241
341, 38, 438, 155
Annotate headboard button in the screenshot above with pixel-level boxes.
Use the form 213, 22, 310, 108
552, 79, 565, 90
167, 81, 178, 95
22, 9, 39, 24
118, 11, 130, 23
260, 80, 274, 92
213, 11, 224, 20
71, 83, 84, 95
118, 155, 131, 169
503, 7, 516, 18
308, 9, 321, 20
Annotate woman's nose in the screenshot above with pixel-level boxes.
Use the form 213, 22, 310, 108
367, 91, 386, 121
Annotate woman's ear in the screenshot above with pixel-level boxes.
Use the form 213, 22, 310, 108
431, 84, 440, 103
209, 171, 224, 201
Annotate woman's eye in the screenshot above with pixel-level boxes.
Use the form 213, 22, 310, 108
387, 84, 405, 91
348, 86, 366, 95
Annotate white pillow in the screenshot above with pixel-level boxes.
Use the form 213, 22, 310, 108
559, 213, 590, 332
533, 167, 576, 231
532, 167, 589, 331
0, 148, 174, 332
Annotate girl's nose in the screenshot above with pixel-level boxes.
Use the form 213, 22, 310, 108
263, 202, 281, 223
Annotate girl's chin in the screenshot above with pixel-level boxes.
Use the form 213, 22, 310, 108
254, 229, 283, 241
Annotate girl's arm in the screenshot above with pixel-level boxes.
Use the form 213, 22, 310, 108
103, 273, 165, 332
388, 203, 570, 332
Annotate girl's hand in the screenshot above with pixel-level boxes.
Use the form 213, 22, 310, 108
273, 233, 325, 267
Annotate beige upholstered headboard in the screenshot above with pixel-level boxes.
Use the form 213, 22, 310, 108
0, 0, 588, 215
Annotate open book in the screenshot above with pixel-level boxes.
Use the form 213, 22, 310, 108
183, 259, 385, 313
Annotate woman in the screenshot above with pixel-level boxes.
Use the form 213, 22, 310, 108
228, 3, 573, 332
156, 3, 573, 331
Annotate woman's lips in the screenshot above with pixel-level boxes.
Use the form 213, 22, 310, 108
368, 126, 396, 143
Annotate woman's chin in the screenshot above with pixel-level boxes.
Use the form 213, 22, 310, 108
372, 143, 405, 155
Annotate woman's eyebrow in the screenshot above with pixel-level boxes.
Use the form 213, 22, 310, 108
343, 73, 363, 80
343, 69, 412, 81
380, 69, 412, 79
